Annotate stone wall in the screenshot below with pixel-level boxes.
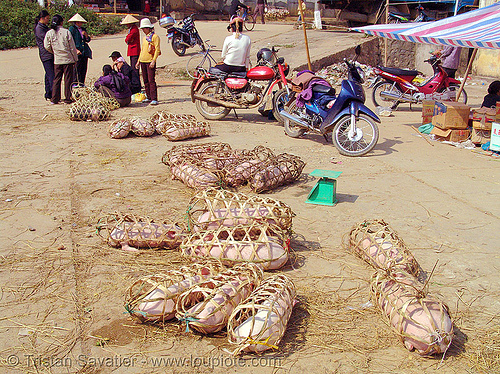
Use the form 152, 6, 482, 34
380, 39, 416, 69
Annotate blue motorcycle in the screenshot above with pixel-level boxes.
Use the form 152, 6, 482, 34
278, 49, 380, 157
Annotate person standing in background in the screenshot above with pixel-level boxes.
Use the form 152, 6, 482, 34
121, 14, 141, 76
254, 0, 267, 24
434, 46, 461, 79
297, 0, 306, 23
44, 14, 78, 104
144, 0, 150, 15
34, 9, 54, 100
229, 0, 248, 20
68, 13, 92, 85
136, 18, 160, 105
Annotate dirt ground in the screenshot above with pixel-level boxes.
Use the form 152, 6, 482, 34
0, 22, 499, 374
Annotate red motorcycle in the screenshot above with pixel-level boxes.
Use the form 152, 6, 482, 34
190, 47, 290, 120
370, 55, 467, 110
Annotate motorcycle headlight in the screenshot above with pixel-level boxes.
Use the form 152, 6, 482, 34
283, 63, 290, 77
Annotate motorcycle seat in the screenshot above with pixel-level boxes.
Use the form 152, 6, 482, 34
312, 84, 336, 95
378, 66, 419, 77
389, 10, 411, 17
208, 67, 227, 77
228, 71, 247, 78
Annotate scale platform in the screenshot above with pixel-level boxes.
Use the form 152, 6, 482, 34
306, 169, 342, 206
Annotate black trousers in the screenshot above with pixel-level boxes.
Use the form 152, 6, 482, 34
76, 55, 89, 85
442, 67, 457, 79
42, 58, 55, 99
215, 63, 246, 74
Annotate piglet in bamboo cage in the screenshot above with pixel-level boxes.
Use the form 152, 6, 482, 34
228, 275, 296, 354
108, 118, 132, 138
181, 223, 289, 270
125, 262, 223, 323
176, 263, 263, 334
250, 154, 305, 193
371, 269, 453, 356
186, 188, 295, 232
97, 213, 185, 251
196, 207, 281, 231
347, 219, 420, 276
170, 163, 220, 189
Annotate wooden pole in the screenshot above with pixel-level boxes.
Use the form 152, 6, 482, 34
114, 0, 117, 14
384, 0, 389, 66
457, 48, 477, 101
298, 0, 312, 70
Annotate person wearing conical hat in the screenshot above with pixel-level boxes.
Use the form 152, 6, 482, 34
121, 14, 140, 76
68, 13, 92, 85
137, 18, 160, 105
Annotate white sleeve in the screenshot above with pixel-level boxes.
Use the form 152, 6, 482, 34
221, 37, 229, 60
245, 38, 251, 69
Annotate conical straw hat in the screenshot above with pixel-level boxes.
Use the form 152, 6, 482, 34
68, 13, 87, 23
121, 14, 140, 25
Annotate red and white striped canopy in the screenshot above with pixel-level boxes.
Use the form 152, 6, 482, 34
351, 2, 500, 49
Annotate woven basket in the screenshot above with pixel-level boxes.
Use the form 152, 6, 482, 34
170, 163, 220, 189
227, 274, 296, 354
97, 213, 186, 250
222, 146, 275, 187
176, 263, 263, 334
130, 117, 156, 137
68, 102, 110, 121
181, 221, 289, 270
346, 219, 420, 276
371, 269, 453, 356
250, 153, 305, 193
150, 111, 196, 133
124, 260, 225, 323
108, 118, 132, 138
162, 142, 233, 167
185, 187, 295, 232
162, 120, 211, 141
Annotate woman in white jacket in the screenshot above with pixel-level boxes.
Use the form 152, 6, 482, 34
44, 14, 79, 104
217, 17, 251, 74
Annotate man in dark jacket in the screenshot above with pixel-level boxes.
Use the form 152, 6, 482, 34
34, 10, 54, 100
229, 0, 248, 20
110, 51, 141, 94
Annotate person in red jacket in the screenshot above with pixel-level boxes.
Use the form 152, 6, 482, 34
121, 15, 141, 75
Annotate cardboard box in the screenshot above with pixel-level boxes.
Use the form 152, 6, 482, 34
431, 127, 471, 142
422, 115, 433, 125
422, 100, 435, 117
472, 120, 492, 131
491, 122, 500, 151
471, 128, 491, 144
432, 101, 470, 130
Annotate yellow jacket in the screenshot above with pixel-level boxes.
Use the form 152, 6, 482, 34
138, 33, 161, 63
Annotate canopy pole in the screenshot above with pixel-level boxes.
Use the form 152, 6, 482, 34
456, 48, 477, 101
384, 0, 389, 66
298, 0, 312, 70
114, 0, 117, 14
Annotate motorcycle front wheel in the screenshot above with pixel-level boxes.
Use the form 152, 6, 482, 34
439, 85, 468, 104
283, 100, 307, 138
195, 82, 231, 120
272, 88, 291, 125
172, 34, 187, 56
372, 81, 401, 110
332, 114, 379, 157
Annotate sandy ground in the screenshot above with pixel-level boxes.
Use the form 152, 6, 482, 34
0, 21, 499, 374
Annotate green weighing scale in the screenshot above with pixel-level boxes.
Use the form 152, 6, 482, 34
306, 169, 343, 206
